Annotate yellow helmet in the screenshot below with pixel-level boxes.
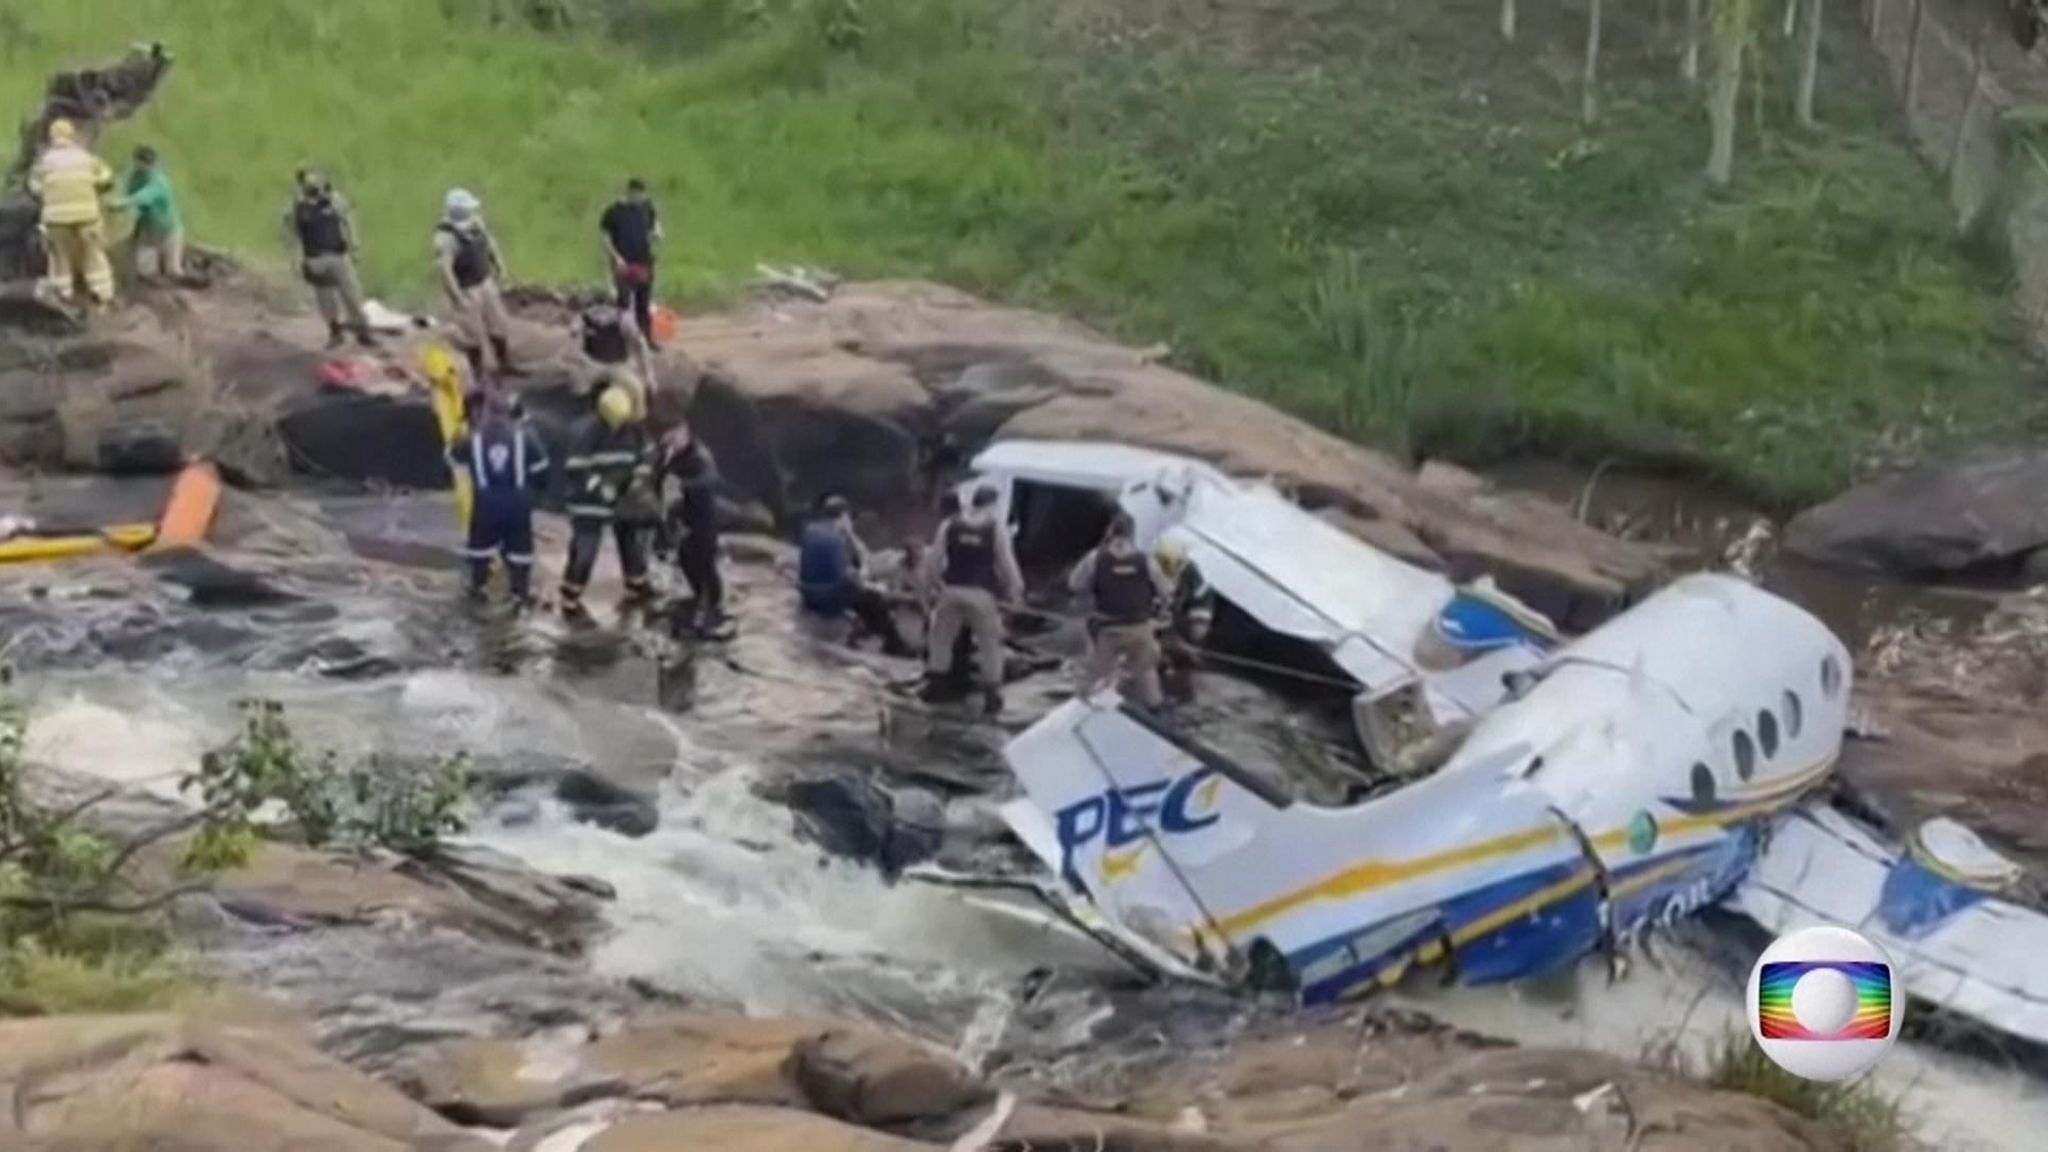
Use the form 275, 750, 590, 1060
1154, 536, 1187, 579
596, 386, 635, 428
47, 118, 76, 145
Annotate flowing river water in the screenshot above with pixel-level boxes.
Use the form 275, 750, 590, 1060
6, 477, 2048, 1149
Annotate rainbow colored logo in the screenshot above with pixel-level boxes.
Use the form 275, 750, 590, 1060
1756, 961, 1892, 1040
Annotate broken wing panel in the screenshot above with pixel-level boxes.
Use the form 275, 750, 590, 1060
1733, 807, 2048, 1048
1171, 483, 1451, 694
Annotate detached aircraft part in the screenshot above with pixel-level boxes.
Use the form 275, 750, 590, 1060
1734, 807, 2048, 1049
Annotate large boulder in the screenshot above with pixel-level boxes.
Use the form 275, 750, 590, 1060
667, 282, 1664, 630
583, 1105, 936, 1152
408, 1011, 986, 1132
0, 1013, 490, 1152
1785, 447, 2048, 580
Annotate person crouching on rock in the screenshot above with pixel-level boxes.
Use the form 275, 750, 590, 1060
451, 390, 549, 610
27, 119, 116, 312
1068, 512, 1173, 712
434, 188, 519, 380
573, 299, 657, 423
657, 422, 729, 637
559, 386, 657, 619
918, 484, 1023, 715
287, 169, 378, 349
798, 494, 914, 657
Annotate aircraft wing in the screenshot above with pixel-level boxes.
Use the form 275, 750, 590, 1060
1732, 805, 2048, 1049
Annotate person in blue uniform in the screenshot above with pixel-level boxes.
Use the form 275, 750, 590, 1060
797, 494, 913, 656
449, 390, 549, 608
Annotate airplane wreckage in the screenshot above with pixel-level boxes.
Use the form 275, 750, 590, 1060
909, 440, 2048, 1052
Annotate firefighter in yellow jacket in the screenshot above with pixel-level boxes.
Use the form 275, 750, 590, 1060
27, 119, 116, 309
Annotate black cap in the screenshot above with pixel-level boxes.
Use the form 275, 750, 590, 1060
969, 485, 998, 509
627, 177, 647, 192
134, 144, 157, 164
820, 494, 850, 516
1108, 512, 1136, 538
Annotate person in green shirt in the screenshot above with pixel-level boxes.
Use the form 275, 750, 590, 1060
117, 145, 184, 284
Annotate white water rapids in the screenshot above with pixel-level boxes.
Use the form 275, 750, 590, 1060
19, 668, 2048, 1150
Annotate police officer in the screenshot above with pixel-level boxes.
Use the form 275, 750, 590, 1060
918, 485, 1023, 714
433, 189, 517, 379
657, 422, 728, 636
450, 390, 548, 609
574, 299, 658, 421
1067, 512, 1173, 710
559, 386, 656, 619
798, 494, 913, 656
286, 170, 377, 349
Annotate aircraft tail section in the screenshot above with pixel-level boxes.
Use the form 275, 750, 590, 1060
999, 695, 1267, 977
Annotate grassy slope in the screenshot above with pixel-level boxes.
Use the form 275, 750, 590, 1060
1, 0, 2033, 502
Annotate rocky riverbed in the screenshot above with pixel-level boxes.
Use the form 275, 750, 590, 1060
3, 269, 2047, 1150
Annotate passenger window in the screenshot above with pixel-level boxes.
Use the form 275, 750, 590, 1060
1732, 729, 1756, 781
1757, 710, 1779, 760
1781, 690, 1803, 740
1820, 655, 1842, 701
1690, 763, 1716, 804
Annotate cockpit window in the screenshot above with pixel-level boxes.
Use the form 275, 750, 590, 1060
1756, 710, 1779, 760
1820, 654, 1843, 701
1782, 690, 1803, 740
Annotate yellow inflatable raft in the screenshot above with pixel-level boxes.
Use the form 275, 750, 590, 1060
0, 460, 221, 566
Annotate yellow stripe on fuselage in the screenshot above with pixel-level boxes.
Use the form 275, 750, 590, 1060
1214, 756, 1834, 942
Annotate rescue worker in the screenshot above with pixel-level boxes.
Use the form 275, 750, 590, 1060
572, 299, 658, 422
559, 385, 656, 619
287, 169, 377, 348
599, 177, 661, 343
116, 145, 183, 284
918, 485, 1023, 714
433, 189, 518, 379
798, 494, 913, 656
27, 119, 116, 309
658, 422, 728, 636
449, 390, 549, 609
1066, 513, 1174, 711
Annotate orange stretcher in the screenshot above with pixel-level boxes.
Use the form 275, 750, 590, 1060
0, 459, 221, 565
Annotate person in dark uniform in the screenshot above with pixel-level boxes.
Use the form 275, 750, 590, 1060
658, 422, 728, 635
918, 485, 1023, 714
599, 177, 662, 342
449, 391, 549, 609
558, 386, 656, 619
797, 494, 913, 656
573, 299, 658, 422
1066, 512, 1173, 710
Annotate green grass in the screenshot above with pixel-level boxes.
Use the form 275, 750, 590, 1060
1701, 1027, 1909, 1151
1, 0, 2035, 502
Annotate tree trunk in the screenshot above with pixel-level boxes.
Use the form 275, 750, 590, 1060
1707, 0, 1752, 185
1784, 0, 1799, 37
1797, 0, 1824, 125
1685, 0, 1705, 81
1948, 28, 1990, 175
1502, 0, 1518, 40
1585, 0, 1605, 123
1903, 0, 1929, 112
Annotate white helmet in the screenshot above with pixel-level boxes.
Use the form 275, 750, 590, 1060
444, 188, 481, 217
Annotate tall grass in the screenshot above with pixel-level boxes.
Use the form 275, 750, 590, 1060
2, 0, 2033, 502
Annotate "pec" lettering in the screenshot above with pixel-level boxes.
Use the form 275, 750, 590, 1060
1053, 767, 1221, 890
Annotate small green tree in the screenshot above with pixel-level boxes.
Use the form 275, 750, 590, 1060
179, 699, 467, 870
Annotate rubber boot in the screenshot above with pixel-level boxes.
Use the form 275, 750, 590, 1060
326, 322, 347, 350
353, 323, 380, 348
982, 687, 1004, 716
